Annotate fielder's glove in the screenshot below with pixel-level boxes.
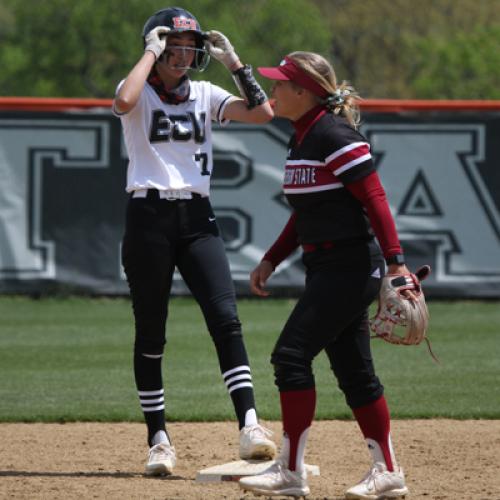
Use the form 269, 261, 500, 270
205, 30, 239, 69
145, 26, 170, 60
370, 265, 437, 360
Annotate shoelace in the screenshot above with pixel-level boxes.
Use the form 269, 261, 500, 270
359, 463, 385, 485
150, 443, 175, 459
261, 459, 285, 479
246, 424, 274, 439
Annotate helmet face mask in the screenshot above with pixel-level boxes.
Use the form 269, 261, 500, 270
142, 7, 210, 71
161, 45, 208, 71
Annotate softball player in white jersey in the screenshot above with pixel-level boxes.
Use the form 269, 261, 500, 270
113, 6, 276, 476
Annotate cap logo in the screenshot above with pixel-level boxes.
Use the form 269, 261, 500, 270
172, 16, 197, 30
279, 59, 287, 66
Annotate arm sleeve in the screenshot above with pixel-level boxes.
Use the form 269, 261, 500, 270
262, 212, 300, 269
346, 171, 403, 259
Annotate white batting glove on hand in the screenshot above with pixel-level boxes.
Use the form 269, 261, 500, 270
145, 26, 170, 60
206, 30, 239, 69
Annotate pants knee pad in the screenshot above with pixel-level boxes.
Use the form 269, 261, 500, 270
271, 350, 314, 391
339, 374, 384, 409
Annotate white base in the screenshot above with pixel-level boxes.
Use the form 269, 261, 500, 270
196, 459, 320, 483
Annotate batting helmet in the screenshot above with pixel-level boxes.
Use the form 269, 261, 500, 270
142, 7, 209, 71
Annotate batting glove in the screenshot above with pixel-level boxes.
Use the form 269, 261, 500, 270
206, 30, 239, 69
145, 26, 170, 60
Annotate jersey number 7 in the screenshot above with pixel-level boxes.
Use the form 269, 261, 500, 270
195, 152, 210, 176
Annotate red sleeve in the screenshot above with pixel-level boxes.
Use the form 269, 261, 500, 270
346, 171, 403, 259
262, 212, 300, 269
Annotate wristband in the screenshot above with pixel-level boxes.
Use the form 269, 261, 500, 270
385, 253, 405, 265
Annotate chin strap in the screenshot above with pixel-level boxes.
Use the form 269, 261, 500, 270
232, 65, 268, 109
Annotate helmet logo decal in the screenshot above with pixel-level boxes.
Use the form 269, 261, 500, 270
172, 17, 197, 30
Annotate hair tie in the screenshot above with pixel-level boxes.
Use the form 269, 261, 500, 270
325, 88, 350, 110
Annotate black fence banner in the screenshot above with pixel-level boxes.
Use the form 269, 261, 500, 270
1, 101, 499, 297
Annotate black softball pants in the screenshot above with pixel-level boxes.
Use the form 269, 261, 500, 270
121, 190, 245, 363
271, 240, 386, 409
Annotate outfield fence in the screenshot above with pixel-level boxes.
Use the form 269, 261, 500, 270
1, 98, 500, 297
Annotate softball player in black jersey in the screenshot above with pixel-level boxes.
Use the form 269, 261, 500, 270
239, 52, 414, 499
113, 7, 276, 475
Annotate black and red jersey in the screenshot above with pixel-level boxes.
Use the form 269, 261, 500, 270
285, 106, 375, 244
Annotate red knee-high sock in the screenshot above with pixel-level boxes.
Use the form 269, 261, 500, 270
280, 388, 316, 471
352, 395, 394, 471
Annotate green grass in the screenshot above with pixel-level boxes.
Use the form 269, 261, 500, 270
0, 297, 499, 422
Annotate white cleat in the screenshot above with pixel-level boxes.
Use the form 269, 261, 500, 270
345, 462, 409, 499
239, 424, 277, 460
145, 442, 176, 476
239, 459, 310, 498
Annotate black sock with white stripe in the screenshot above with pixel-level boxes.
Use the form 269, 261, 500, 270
223, 364, 257, 429
216, 338, 257, 429
134, 350, 169, 447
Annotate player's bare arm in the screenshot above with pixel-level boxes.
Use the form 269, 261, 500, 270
113, 52, 157, 114
114, 26, 170, 114
223, 98, 273, 124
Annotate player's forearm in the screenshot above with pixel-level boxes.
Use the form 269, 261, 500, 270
223, 98, 274, 123
114, 52, 156, 114
243, 99, 274, 123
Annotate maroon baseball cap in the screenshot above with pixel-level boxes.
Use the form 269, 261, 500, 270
258, 56, 329, 98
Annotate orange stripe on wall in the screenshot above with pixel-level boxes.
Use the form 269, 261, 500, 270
0, 97, 500, 112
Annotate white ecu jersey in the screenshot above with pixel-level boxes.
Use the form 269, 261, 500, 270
114, 80, 237, 197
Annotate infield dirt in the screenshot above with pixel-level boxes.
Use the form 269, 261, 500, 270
1, 420, 498, 499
